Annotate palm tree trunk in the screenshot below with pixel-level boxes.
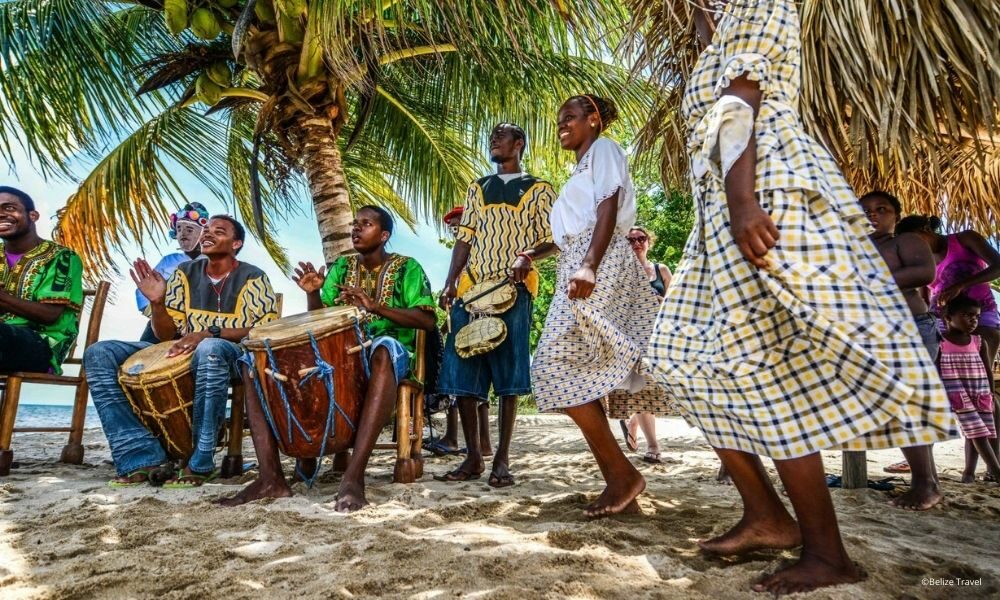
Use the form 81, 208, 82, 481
298, 115, 353, 264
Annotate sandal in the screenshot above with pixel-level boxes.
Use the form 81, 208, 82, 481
107, 468, 155, 488
163, 469, 219, 489
642, 451, 662, 464
619, 419, 638, 452
423, 439, 462, 457
488, 471, 515, 488
433, 468, 482, 482
884, 460, 911, 474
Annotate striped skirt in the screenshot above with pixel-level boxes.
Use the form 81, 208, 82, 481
532, 228, 667, 412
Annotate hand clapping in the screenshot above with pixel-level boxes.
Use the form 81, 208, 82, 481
130, 259, 167, 304
293, 261, 327, 293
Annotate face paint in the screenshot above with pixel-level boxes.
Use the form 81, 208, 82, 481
175, 221, 204, 253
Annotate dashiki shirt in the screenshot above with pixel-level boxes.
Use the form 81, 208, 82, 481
0, 240, 84, 375
646, 0, 956, 460
320, 254, 435, 359
531, 138, 665, 412
162, 260, 278, 334
456, 174, 556, 296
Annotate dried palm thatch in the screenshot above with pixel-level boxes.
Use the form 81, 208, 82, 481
624, 0, 1000, 235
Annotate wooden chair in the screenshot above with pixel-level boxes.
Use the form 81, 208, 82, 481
0, 282, 112, 476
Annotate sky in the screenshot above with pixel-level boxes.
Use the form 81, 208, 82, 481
3, 143, 457, 405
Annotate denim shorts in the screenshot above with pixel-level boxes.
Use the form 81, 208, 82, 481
437, 283, 532, 400
914, 313, 941, 362
370, 336, 411, 384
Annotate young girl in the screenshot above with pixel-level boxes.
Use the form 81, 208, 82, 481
939, 296, 1000, 483
531, 94, 667, 518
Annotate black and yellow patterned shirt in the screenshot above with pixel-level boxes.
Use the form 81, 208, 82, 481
162, 260, 278, 335
455, 174, 555, 296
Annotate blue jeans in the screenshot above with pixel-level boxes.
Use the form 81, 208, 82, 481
437, 283, 533, 400
84, 338, 243, 475
370, 336, 410, 384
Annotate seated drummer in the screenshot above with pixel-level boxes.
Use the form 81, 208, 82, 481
84, 215, 278, 487
0, 186, 84, 375
221, 205, 436, 511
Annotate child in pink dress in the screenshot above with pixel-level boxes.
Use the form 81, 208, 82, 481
939, 296, 1000, 483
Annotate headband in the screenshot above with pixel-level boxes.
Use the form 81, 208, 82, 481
581, 95, 603, 132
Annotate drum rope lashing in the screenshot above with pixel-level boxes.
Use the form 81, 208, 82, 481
260, 339, 313, 445
352, 317, 371, 379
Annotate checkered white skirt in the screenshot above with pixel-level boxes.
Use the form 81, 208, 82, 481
647, 188, 957, 460
532, 229, 666, 412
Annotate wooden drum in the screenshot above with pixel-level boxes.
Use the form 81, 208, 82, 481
243, 306, 368, 458
118, 342, 195, 460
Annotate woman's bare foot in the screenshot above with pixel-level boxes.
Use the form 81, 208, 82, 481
889, 480, 943, 510
698, 513, 801, 556
334, 479, 367, 513
961, 471, 976, 484
217, 478, 293, 507
584, 470, 645, 519
716, 464, 732, 485
752, 552, 862, 595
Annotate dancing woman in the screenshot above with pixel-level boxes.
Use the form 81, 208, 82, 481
531, 94, 665, 518
646, 0, 955, 594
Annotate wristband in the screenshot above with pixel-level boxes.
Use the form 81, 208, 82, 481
516, 252, 533, 264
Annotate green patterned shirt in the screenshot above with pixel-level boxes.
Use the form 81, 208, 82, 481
320, 254, 435, 357
1, 240, 84, 374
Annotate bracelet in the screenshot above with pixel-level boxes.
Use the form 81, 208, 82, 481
516, 252, 533, 263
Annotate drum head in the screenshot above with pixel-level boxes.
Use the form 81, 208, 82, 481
120, 342, 190, 382
246, 305, 362, 348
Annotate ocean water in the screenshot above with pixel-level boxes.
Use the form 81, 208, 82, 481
14, 404, 102, 429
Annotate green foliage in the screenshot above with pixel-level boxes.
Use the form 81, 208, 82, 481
634, 186, 694, 271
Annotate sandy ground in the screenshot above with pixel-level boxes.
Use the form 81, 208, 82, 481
1, 415, 999, 600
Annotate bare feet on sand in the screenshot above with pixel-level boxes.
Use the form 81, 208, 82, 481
961, 471, 976, 484
752, 552, 862, 595
889, 481, 943, 510
584, 472, 645, 519
716, 464, 732, 485
217, 478, 292, 507
334, 480, 367, 513
698, 514, 801, 556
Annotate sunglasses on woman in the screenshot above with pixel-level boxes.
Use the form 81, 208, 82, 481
627, 235, 648, 244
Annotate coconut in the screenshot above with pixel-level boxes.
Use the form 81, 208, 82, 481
190, 8, 221, 40
206, 62, 231, 88
196, 72, 223, 106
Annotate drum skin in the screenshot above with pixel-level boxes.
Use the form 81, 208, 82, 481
244, 306, 368, 458
118, 342, 196, 460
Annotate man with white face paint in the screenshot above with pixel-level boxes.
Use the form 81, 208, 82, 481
136, 203, 207, 342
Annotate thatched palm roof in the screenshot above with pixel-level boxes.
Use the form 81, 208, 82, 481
625, 0, 1000, 235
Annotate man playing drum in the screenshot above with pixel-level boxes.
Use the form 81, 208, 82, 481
85, 215, 278, 487
221, 205, 436, 512
435, 123, 557, 487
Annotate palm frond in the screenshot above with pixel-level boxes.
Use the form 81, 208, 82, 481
625, 0, 1000, 235
52, 107, 278, 279
0, 0, 178, 175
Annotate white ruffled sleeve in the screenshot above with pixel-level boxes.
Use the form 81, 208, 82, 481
691, 95, 755, 181
589, 138, 628, 208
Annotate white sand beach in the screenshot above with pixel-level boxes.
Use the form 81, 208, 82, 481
1, 415, 999, 599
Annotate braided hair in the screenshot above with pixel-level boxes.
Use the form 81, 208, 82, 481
569, 94, 619, 133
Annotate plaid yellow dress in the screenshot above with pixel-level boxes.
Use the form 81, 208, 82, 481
647, 0, 957, 459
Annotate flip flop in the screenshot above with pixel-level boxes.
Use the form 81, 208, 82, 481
107, 469, 154, 488
619, 419, 638, 452
423, 439, 462, 457
163, 469, 219, 489
642, 451, 662, 464
488, 471, 515, 488
884, 460, 911, 474
433, 468, 482, 482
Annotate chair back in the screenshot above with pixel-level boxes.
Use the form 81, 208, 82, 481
413, 329, 427, 382
64, 281, 111, 366
275, 293, 284, 318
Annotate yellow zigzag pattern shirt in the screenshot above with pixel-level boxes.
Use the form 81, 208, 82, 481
456, 174, 556, 297
162, 260, 278, 335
